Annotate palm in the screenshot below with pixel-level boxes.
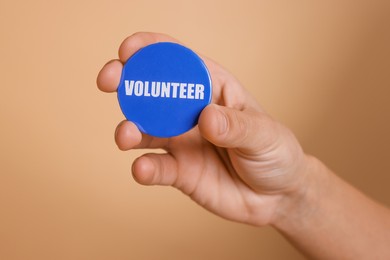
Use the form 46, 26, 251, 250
163, 130, 275, 225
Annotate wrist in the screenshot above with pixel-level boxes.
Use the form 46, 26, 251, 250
270, 155, 330, 231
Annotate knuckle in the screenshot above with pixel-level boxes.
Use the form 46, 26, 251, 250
228, 109, 251, 144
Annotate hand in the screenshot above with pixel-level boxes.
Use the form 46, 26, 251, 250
97, 32, 310, 226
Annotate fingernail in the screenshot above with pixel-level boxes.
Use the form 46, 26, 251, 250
214, 105, 228, 135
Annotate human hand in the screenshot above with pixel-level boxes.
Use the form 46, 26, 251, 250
97, 32, 311, 226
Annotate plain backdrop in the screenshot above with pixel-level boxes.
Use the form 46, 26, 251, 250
1, 0, 389, 259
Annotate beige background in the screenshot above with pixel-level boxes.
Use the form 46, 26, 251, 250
1, 0, 389, 259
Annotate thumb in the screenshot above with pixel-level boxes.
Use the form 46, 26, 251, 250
198, 104, 278, 152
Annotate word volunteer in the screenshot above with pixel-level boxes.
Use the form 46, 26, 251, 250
124, 80, 205, 100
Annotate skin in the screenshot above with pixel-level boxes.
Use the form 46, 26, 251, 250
97, 32, 390, 259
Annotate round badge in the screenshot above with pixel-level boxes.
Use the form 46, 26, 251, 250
117, 42, 212, 138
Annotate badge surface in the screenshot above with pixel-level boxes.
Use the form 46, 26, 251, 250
117, 42, 212, 138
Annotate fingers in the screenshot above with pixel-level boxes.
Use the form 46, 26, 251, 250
117, 32, 238, 97
132, 153, 178, 186
96, 59, 123, 92
115, 121, 142, 150
97, 32, 245, 108
100, 32, 267, 155
118, 32, 181, 63
198, 104, 279, 153
97, 32, 180, 92
117, 33, 234, 102
115, 120, 169, 150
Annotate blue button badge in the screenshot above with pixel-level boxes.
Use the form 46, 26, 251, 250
117, 42, 212, 138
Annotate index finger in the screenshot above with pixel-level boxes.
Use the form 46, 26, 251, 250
118, 32, 181, 63
118, 32, 237, 104
97, 32, 181, 93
